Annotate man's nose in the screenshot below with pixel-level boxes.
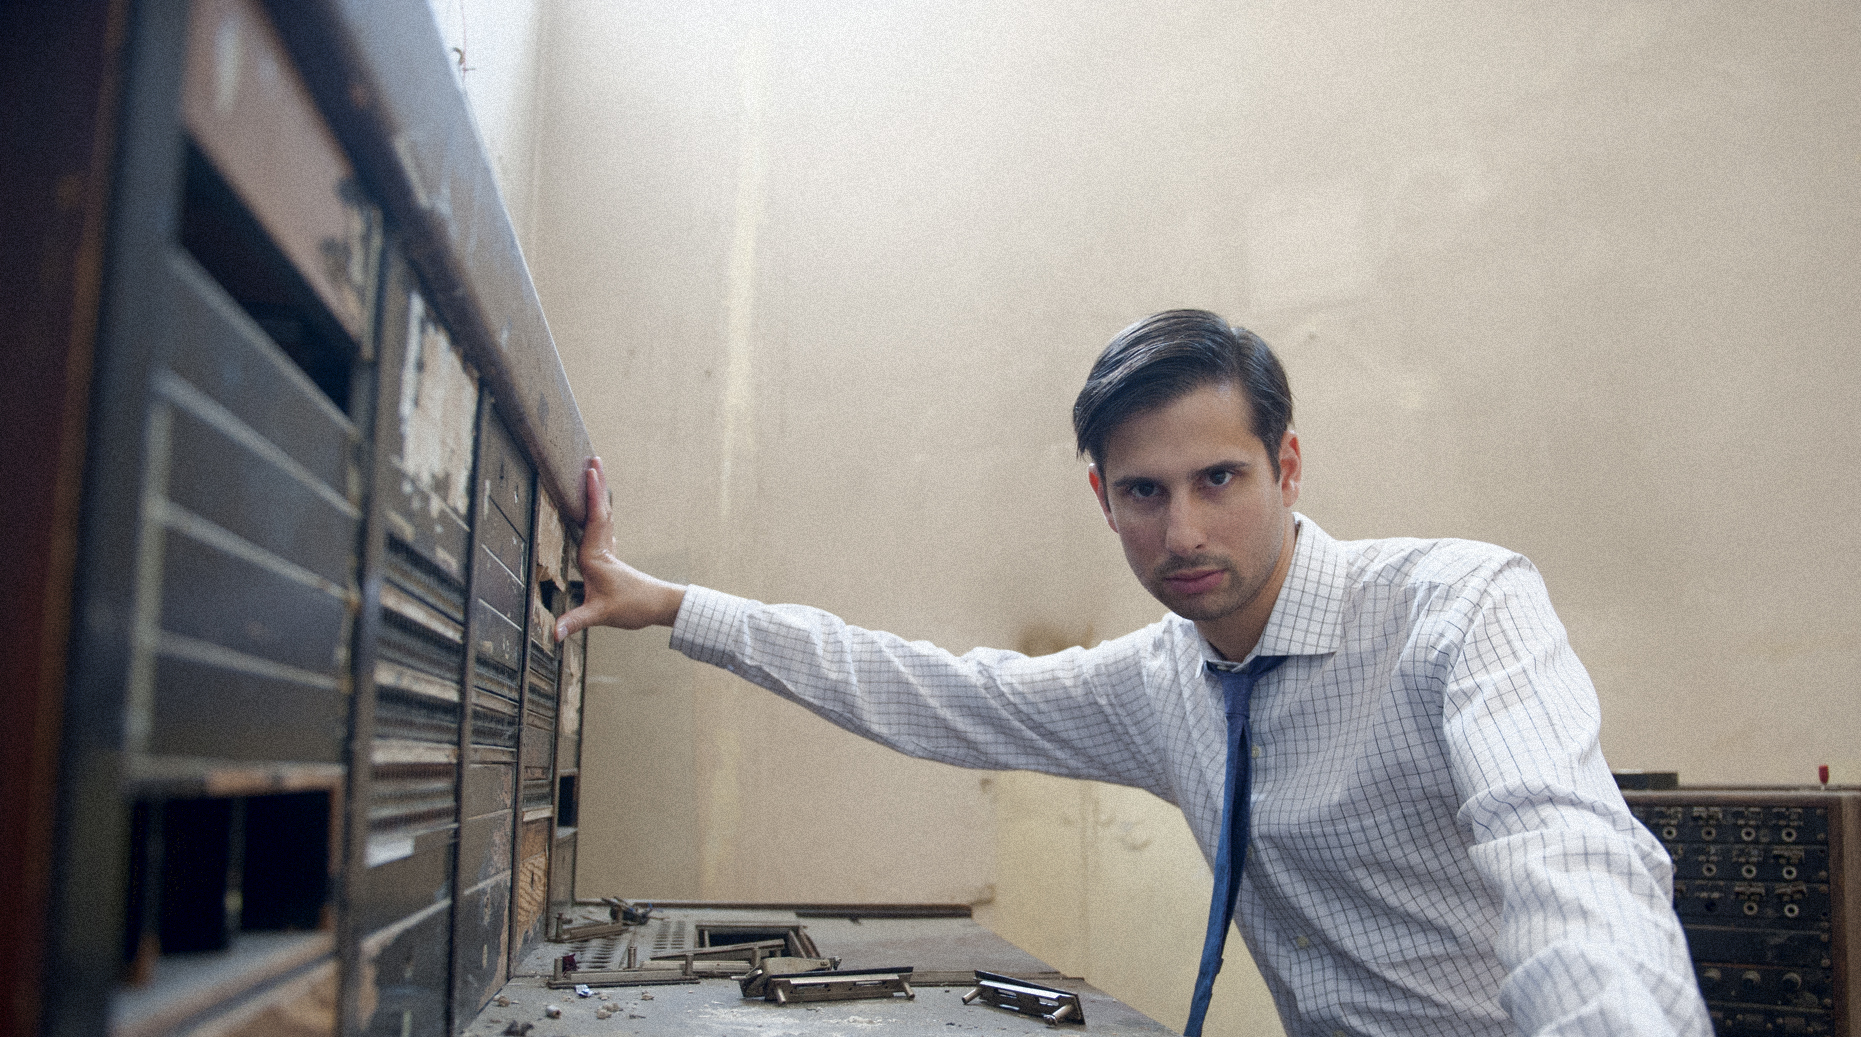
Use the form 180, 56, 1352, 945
1163, 495, 1208, 557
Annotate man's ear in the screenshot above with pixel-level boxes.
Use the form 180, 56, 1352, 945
1087, 465, 1118, 533
1277, 430, 1303, 508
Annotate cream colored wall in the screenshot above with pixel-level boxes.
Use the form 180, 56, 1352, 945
426, 0, 549, 244
453, 1, 1860, 1034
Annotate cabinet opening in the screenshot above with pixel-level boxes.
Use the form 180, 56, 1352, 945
178, 144, 358, 413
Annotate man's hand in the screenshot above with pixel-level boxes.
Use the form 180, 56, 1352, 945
554, 456, 686, 641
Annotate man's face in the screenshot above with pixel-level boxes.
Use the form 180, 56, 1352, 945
1089, 380, 1301, 652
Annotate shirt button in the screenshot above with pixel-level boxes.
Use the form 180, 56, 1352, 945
1251, 745, 1263, 759
1295, 935, 1311, 949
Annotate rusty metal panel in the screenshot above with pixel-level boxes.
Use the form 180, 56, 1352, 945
468, 694, 520, 750
180, 0, 377, 345
518, 720, 555, 789
476, 414, 533, 537
451, 876, 511, 1022
512, 819, 550, 957
470, 565, 525, 679
358, 900, 451, 1037
268, 0, 593, 524
458, 811, 511, 891
384, 288, 477, 585
558, 635, 585, 779
548, 833, 576, 916
190, 959, 340, 1037
164, 403, 359, 588
461, 762, 514, 822
157, 529, 352, 679
147, 654, 346, 763
473, 504, 526, 611
533, 490, 565, 590
165, 258, 357, 498
355, 830, 452, 938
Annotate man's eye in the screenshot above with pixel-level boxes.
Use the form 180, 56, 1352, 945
1206, 470, 1233, 487
1129, 483, 1160, 500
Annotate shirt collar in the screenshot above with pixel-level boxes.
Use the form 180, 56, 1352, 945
1199, 513, 1348, 670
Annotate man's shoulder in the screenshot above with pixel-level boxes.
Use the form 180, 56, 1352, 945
1329, 529, 1531, 596
1079, 611, 1206, 682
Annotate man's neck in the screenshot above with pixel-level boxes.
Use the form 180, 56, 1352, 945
1197, 516, 1299, 661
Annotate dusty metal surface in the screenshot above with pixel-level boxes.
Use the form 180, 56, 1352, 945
269, 0, 594, 526
461, 906, 1174, 1036
182, 0, 378, 346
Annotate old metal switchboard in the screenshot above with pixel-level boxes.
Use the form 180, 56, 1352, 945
1626, 790, 1861, 1036
9, 0, 593, 1034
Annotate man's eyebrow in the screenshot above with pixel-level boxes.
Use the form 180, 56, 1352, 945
1110, 459, 1253, 491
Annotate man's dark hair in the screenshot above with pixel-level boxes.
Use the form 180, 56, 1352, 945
1072, 309, 1293, 477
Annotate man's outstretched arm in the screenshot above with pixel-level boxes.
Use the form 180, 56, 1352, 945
554, 456, 687, 640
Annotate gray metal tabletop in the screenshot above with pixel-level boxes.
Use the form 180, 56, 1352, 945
462, 903, 1176, 1036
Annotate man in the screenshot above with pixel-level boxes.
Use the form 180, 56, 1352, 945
556, 310, 1709, 1036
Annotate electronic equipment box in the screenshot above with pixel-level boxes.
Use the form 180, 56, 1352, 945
1626, 790, 1861, 1036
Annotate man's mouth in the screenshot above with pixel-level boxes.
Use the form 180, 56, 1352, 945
1162, 567, 1226, 596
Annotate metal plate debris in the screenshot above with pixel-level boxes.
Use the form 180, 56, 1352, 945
963, 970, 1087, 1026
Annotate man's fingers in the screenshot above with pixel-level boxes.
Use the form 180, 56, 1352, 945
582, 457, 612, 549
556, 603, 592, 643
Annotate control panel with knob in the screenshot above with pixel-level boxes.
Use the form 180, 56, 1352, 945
1626, 788, 1858, 1036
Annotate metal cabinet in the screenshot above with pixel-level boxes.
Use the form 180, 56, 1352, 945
7, 1, 595, 1035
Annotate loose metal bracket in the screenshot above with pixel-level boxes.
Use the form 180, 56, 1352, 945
547, 955, 699, 989
760, 966, 916, 1005
651, 938, 791, 970
737, 956, 840, 998
962, 971, 1086, 1026
550, 898, 654, 942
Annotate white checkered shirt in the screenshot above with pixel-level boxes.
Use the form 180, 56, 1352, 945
670, 516, 1710, 1037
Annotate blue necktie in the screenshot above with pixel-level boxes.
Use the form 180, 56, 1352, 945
1184, 654, 1287, 1037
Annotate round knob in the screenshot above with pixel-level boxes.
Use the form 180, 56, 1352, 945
1700, 968, 1722, 989
1781, 973, 1803, 992
1741, 970, 1762, 991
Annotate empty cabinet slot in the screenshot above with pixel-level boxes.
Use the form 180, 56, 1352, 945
178, 145, 360, 414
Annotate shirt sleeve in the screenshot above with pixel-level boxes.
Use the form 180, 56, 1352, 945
1439, 557, 1711, 1037
668, 585, 1174, 796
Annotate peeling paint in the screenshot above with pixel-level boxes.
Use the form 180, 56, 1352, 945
534, 488, 565, 589
530, 584, 554, 644
559, 632, 583, 738
208, 960, 339, 1037
398, 290, 478, 518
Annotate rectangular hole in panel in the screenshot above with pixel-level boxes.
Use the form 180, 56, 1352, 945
179, 145, 357, 413
120, 790, 332, 983
556, 775, 578, 830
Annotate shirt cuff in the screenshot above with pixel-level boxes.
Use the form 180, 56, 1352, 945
668, 585, 757, 668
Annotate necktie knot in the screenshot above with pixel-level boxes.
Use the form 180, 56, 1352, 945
1213, 653, 1288, 719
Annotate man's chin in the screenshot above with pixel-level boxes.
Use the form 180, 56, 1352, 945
1149, 585, 1245, 624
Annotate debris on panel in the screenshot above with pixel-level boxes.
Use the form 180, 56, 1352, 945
738, 956, 838, 998
758, 966, 916, 1005
397, 290, 477, 518
530, 585, 553, 648
962, 970, 1087, 1026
